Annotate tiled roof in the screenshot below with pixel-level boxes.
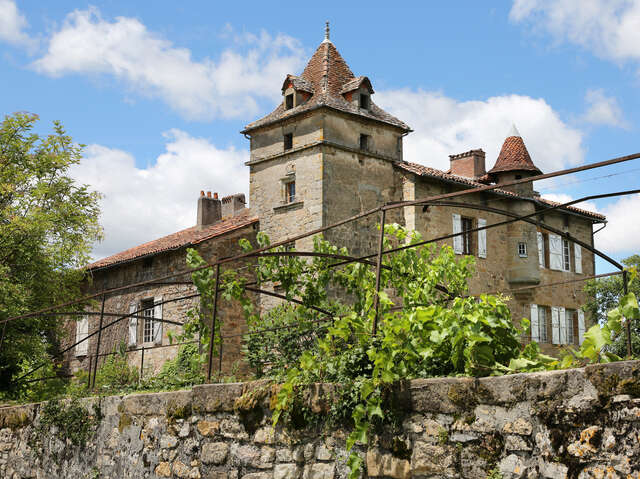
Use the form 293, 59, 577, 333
243, 41, 410, 133
396, 161, 605, 221
488, 134, 542, 176
282, 75, 314, 93
87, 211, 258, 271
339, 76, 373, 94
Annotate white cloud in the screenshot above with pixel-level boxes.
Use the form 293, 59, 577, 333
33, 8, 306, 120
582, 88, 629, 128
376, 89, 584, 172
70, 130, 248, 260
510, 0, 640, 64
594, 193, 640, 254
0, 0, 36, 49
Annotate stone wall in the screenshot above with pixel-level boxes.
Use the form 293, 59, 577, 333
2, 360, 640, 479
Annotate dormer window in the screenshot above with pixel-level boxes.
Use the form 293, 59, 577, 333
285, 93, 294, 110
284, 133, 293, 150
359, 94, 370, 110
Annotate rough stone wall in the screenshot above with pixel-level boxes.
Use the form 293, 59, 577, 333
2, 360, 640, 479
61, 224, 258, 378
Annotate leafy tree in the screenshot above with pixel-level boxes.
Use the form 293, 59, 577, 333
0, 112, 102, 398
584, 255, 640, 356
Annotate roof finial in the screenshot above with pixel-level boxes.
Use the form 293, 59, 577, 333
323, 21, 330, 42
507, 123, 521, 138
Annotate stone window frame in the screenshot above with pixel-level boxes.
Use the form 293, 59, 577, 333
284, 133, 293, 151
285, 93, 294, 110
359, 93, 370, 110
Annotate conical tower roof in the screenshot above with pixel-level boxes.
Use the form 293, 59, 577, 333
488, 125, 542, 176
243, 25, 410, 133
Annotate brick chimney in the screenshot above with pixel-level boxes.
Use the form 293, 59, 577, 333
449, 149, 486, 179
197, 191, 221, 229
221, 193, 246, 218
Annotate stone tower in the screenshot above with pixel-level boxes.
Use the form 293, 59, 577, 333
487, 125, 543, 291
241, 25, 411, 255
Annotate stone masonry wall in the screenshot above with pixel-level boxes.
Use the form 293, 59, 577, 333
2, 360, 640, 479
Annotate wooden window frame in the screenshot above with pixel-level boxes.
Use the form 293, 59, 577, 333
461, 217, 474, 255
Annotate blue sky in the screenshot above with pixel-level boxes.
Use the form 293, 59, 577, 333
1, 0, 639, 273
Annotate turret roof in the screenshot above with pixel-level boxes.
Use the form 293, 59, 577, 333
243, 35, 410, 133
487, 125, 542, 176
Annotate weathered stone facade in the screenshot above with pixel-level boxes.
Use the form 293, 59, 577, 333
63, 33, 606, 377
63, 219, 258, 378
3, 360, 640, 478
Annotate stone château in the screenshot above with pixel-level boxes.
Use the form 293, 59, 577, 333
64, 27, 605, 376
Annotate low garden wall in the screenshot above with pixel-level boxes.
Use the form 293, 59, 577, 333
1, 360, 640, 479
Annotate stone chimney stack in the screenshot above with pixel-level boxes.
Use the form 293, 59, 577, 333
221, 193, 246, 218
449, 149, 486, 179
197, 191, 222, 229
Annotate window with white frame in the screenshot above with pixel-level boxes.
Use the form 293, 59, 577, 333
142, 298, 155, 343
530, 304, 549, 343
518, 242, 527, 257
562, 238, 571, 272
537, 231, 546, 268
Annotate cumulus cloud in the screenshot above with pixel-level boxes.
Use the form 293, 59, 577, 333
70, 130, 248, 260
376, 89, 584, 172
594, 193, 640, 254
581, 88, 629, 128
33, 8, 306, 120
0, 0, 36, 49
510, 0, 640, 64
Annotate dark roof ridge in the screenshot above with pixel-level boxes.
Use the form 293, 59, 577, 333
396, 160, 605, 221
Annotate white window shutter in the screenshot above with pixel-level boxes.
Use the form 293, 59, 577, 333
559, 307, 567, 344
549, 234, 563, 271
537, 232, 545, 268
574, 244, 582, 274
551, 307, 560, 345
128, 303, 138, 347
530, 304, 539, 342
153, 296, 163, 345
452, 214, 463, 254
477, 218, 487, 258
577, 310, 586, 345
75, 315, 89, 356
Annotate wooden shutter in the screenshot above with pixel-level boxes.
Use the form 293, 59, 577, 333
75, 315, 89, 356
577, 310, 586, 345
537, 232, 545, 268
153, 296, 163, 345
477, 218, 487, 258
549, 234, 563, 271
530, 304, 539, 342
551, 307, 560, 344
128, 303, 138, 347
452, 214, 463, 254
558, 307, 567, 344
574, 244, 582, 274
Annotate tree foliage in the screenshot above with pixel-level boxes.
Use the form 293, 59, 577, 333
584, 255, 640, 356
0, 112, 102, 396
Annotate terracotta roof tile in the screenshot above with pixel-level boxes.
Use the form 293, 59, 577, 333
87, 211, 258, 271
488, 135, 542, 175
395, 161, 605, 221
243, 41, 410, 133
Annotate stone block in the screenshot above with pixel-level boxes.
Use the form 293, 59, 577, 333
302, 462, 335, 479
410, 442, 456, 475
274, 463, 301, 479
193, 383, 244, 413
155, 461, 172, 477
499, 454, 527, 479
120, 390, 192, 417
409, 377, 476, 413
197, 420, 220, 437
366, 449, 410, 479
202, 442, 229, 465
